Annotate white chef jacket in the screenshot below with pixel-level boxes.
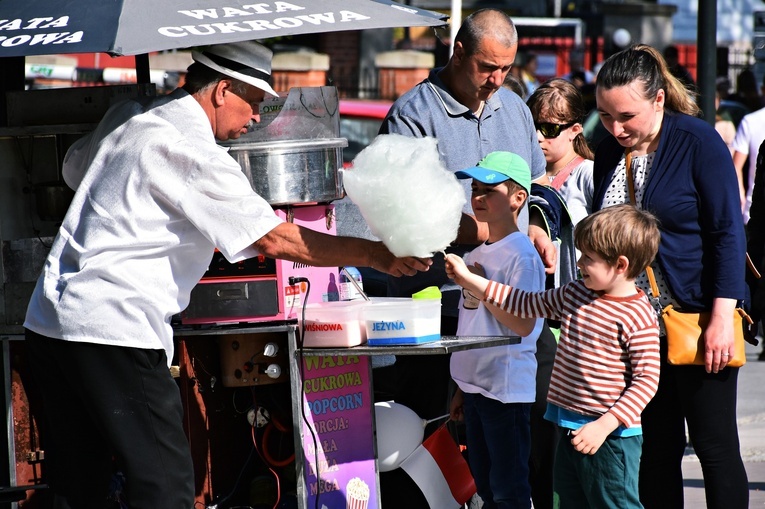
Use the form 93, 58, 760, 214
24, 89, 283, 362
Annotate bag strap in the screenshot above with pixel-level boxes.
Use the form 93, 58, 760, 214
550, 155, 584, 191
629, 157, 760, 282
747, 253, 761, 279
625, 149, 662, 302
625, 150, 637, 206
626, 150, 757, 323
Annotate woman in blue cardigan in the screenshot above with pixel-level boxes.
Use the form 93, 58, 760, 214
593, 45, 748, 508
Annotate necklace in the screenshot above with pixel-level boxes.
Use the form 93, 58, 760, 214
547, 155, 579, 181
547, 154, 584, 190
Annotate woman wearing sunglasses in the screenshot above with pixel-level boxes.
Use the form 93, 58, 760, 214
527, 79, 594, 226
594, 44, 748, 509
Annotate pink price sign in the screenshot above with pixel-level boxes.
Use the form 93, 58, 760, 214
300, 355, 378, 509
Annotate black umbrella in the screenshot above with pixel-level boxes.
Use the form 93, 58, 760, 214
0, 0, 447, 57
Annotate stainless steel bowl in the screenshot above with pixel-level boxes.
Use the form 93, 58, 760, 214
226, 138, 348, 206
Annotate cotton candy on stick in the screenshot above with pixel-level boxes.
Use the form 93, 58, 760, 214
342, 134, 466, 257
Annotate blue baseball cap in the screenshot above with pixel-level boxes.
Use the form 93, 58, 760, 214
455, 151, 531, 192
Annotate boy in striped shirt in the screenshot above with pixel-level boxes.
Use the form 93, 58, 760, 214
446, 204, 661, 509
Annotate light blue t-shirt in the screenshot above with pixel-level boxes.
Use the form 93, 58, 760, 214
545, 403, 643, 437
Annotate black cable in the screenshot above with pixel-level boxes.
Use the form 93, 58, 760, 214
211, 443, 256, 508
289, 277, 322, 509
298, 87, 338, 118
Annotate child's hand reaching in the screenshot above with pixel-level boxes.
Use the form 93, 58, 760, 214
445, 253, 482, 282
445, 253, 489, 298
444, 253, 466, 280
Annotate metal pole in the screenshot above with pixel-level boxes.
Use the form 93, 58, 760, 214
3, 337, 18, 509
0, 57, 25, 128
287, 326, 308, 509
697, 0, 717, 125
450, 0, 462, 57
135, 54, 151, 85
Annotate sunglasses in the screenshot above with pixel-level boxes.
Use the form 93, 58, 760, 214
535, 122, 575, 138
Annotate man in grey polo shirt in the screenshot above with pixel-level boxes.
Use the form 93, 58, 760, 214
379, 9, 547, 323
374, 8, 557, 509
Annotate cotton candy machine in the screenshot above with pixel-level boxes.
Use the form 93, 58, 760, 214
182, 87, 347, 326
219, 86, 347, 206
226, 138, 346, 206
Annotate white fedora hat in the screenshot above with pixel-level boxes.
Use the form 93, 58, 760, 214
192, 40, 279, 97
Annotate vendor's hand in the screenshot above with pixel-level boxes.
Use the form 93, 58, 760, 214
528, 224, 557, 275
703, 298, 737, 373
450, 389, 465, 422
371, 242, 432, 277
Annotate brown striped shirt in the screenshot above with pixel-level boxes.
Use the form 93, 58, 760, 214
484, 279, 660, 428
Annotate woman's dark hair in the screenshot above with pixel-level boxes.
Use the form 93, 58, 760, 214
527, 78, 594, 160
596, 44, 699, 117
736, 68, 758, 95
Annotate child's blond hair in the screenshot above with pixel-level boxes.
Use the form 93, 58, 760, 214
574, 204, 661, 279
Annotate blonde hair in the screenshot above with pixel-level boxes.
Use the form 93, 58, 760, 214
596, 44, 700, 117
574, 204, 661, 279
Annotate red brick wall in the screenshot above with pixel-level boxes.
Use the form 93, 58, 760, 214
675, 43, 698, 82
272, 70, 328, 92
319, 32, 361, 97
378, 68, 430, 100
519, 36, 605, 81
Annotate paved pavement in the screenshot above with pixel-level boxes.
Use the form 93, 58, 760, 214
682, 338, 765, 506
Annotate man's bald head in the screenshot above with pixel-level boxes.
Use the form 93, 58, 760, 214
455, 9, 517, 56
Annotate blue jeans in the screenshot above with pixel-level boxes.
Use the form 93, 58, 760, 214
555, 430, 643, 509
463, 392, 532, 509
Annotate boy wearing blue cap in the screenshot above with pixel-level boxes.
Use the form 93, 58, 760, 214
449, 151, 545, 508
